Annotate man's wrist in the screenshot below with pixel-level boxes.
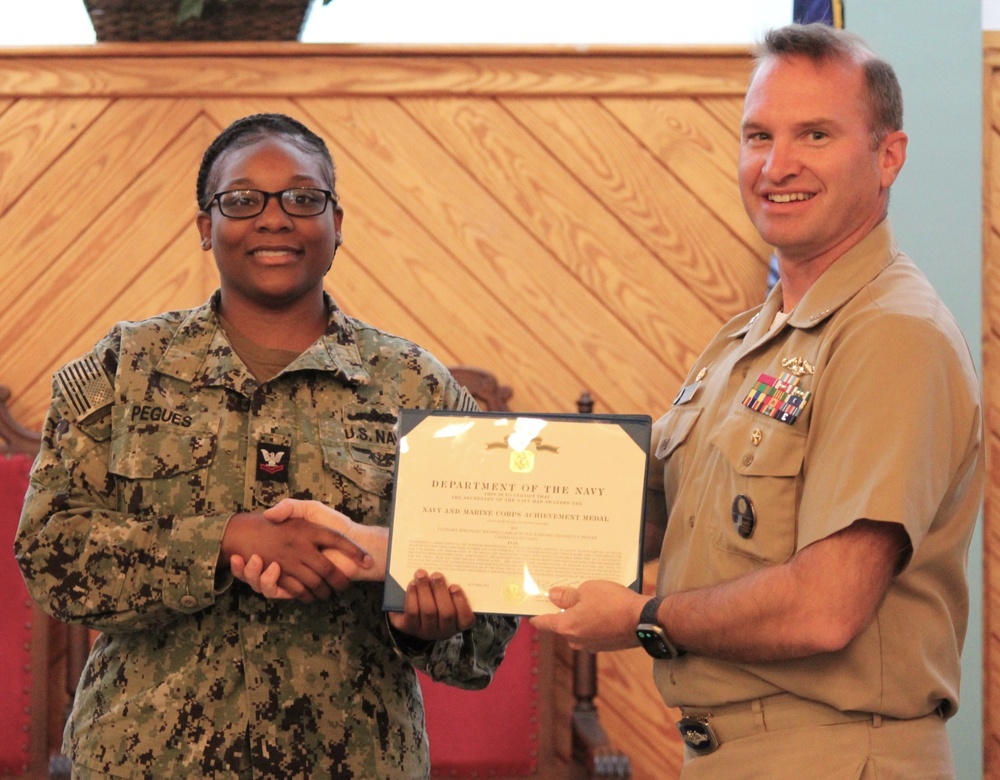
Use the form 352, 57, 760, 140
636, 595, 685, 659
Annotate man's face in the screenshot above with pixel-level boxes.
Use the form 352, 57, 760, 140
738, 54, 905, 268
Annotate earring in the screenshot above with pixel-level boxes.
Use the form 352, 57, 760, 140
201, 237, 211, 250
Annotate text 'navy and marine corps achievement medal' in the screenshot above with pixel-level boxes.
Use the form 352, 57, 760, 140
256, 443, 291, 482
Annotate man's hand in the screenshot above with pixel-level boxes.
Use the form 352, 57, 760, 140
530, 580, 646, 652
231, 553, 292, 598
221, 509, 373, 603
230, 499, 387, 602
387, 569, 476, 641
264, 498, 389, 581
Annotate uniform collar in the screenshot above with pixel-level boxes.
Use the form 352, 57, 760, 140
155, 291, 370, 391
731, 219, 898, 342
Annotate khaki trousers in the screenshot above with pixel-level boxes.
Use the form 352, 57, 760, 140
678, 698, 953, 780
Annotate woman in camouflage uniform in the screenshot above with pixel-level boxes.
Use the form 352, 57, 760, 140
16, 113, 516, 780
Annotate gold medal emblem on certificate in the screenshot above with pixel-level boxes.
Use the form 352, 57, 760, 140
501, 578, 527, 605
509, 449, 535, 473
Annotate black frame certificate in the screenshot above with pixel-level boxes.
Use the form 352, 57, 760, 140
383, 410, 652, 616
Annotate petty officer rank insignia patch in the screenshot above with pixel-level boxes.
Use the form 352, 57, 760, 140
256, 442, 291, 482
742, 371, 812, 425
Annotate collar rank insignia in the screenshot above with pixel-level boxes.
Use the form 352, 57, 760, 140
742, 371, 812, 425
256, 443, 291, 482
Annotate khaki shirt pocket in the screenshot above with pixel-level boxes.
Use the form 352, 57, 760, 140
708, 406, 806, 564
654, 406, 703, 461
653, 406, 702, 497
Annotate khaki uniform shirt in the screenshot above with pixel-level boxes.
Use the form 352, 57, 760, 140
16, 293, 517, 779
650, 221, 983, 719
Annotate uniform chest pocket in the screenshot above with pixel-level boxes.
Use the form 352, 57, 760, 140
108, 408, 218, 516
653, 406, 702, 498
320, 440, 394, 496
320, 435, 395, 525
109, 417, 218, 479
654, 406, 703, 461
708, 407, 806, 564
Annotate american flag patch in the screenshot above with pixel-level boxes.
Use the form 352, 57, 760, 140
742, 371, 812, 425
55, 354, 114, 421
455, 386, 481, 413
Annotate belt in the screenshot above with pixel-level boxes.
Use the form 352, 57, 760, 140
677, 693, 877, 756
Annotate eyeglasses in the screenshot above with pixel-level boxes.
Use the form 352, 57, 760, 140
207, 188, 336, 219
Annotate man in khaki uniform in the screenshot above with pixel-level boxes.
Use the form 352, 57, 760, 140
532, 23, 983, 779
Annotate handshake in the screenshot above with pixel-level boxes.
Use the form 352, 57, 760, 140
223, 498, 474, 641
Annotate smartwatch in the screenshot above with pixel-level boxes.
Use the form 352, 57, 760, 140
636, 595, 684, 659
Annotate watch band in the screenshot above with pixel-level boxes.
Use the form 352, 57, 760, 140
639, 595, 665, 627
636, 595, 685, 659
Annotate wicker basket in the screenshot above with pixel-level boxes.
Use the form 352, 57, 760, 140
84, 0, 314, 42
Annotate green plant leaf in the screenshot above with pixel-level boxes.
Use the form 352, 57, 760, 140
177, 0, 206, 23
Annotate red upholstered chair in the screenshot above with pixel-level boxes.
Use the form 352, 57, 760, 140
0, 386, 52, 780
0, 453, 38, 778
421, 368, 630, 779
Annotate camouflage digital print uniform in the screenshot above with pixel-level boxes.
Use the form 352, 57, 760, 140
15, 291, 517, 780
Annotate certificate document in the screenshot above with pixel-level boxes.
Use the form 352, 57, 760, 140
383, 410, 651, 616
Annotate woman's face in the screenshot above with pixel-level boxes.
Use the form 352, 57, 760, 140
196, 136, 343, 311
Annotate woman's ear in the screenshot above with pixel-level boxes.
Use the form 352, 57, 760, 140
196, 211, 212, 251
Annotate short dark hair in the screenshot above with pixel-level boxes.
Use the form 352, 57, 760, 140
196, 113, 337, 210
753, 23, 903, 148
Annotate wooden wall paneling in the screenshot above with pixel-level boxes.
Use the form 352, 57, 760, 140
400, 96, 709, 392
0, 99, 196, 341
0, 47, 754, 100
303, 104, 578, 413
2, 107, 206, 427
200, 98, 313, 135
1, 99, 193, 281
325, 200, 582, 413
0, 98, 108, 214
697, 95, 746, 140
501, 96, 763, 338
601, 96, 767, 259
302, 97, 677, 415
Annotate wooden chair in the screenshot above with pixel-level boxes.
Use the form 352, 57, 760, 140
419, 368, 630, 778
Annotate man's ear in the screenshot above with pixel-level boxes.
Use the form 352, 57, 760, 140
878, 130, 908, 189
